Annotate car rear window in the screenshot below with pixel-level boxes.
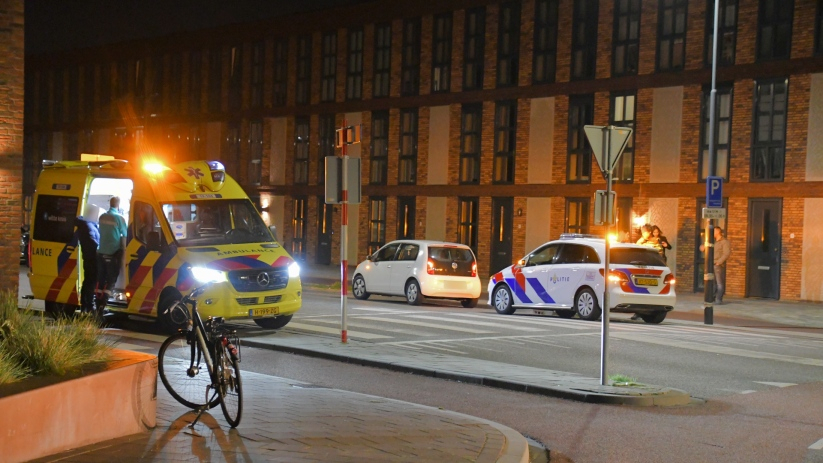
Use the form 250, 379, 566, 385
611, 247, 667, 266
428, 246, 476, 277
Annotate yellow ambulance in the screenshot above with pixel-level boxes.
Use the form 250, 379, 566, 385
27, 155, 302, 330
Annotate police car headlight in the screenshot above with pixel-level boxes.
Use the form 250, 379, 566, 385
191, 267, 227, 283
288, 262, 300, 278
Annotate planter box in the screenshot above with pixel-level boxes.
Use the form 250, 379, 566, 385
0, 349, 157, 463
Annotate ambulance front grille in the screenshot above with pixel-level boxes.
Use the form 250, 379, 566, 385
235, 295, 283, 306
228, 268, 289, 292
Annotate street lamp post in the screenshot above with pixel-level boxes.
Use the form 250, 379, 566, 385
704, 0, 720, 324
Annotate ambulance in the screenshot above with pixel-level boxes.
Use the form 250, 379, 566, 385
27, 154, 302, 330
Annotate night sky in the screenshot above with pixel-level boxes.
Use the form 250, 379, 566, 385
25, 0, 373, 54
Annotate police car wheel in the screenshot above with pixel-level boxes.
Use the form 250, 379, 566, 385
492, 285, 515, 315
352, 275, 370, 300
640, 312, 667, 324
575, 288, 601, 321
253, 314, 293, 329
460, 298, 478, 308
405, 280, 424, 305
556, 309, 575, 319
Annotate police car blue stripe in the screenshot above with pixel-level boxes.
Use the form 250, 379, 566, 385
527, 277, 555, 303
505, 277, 533, 304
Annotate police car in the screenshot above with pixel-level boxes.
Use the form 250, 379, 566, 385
488, 234, 676, 323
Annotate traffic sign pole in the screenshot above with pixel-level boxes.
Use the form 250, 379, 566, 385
341, 119, 349, 343
600, 126, 611, 387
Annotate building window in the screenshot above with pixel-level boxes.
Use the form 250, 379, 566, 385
463, 7, 485, 91
189, 124, 202, 160
134, 59, 144, 115
294, 117, 310, 184
399, 108, 418, 184
457, 197, 479, 254
401, 18, 421, 96
208, 48, 221, 113
99, 64, 111, 120
318, 114, 335, 185
571, 0, 599, 80
757, 0, 794, 61
370, 110, 389, 184
224, 122, 241, 179
460, 103, 482, 184
51, 68, 62, 123
493, 101, 517, 184
368, 197, 387, 255
296, 35, 312, 105
251, 41, 264, 108
229, 45, 243, 111
292, 197, 307, 261
705, 0, 738, 67
397, 196, 416, 239
613, 0, 640, 76
272, 39, 288, 107
117, 60, 129, 99
432, 13, 452, 93
82, 67, 94, 122
188, 51, 201, 114
567, 95, 594, 183
817, 0, 823, 55
169, 54, 182, 114
373, 23, 392, 98
657, 0, 687, 71
497, 2, 520, 87
533, 0, 559, 84
249, 120, 263, 186
566, 198, 590, 234
321, 32, 337, 102
346, 28, 364, 100
699, 85, 733, 181
68, 67, 79, 124
610, 92, 636, 182
751, 79, 788, 181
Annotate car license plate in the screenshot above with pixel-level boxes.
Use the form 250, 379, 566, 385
635, 278, 658, 286
250, 307, 280, 317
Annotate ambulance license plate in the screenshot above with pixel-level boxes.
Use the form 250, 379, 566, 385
635, 278, 658, 286
251, 307, 280, 317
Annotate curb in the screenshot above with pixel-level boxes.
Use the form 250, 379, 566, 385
242, 338, 691, 406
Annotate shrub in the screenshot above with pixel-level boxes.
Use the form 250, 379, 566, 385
0, 290, 113, 383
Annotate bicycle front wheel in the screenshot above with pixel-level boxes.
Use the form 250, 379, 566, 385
158, 332, 219, 410
216, 343, 243, 427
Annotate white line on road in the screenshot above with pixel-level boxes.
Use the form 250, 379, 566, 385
358, 316, 493, 334
809, 438, 823, 450
414, 342, 467, 354
753, 381, 797, 388
378, 332, 596, 346
406, 314, 545, 331
519, 338, 572, 349
285, 322, 392, 339
452, 313, 593, 330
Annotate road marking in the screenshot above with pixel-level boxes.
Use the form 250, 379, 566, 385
407, 315, 545, 331
103, 329, 167, 343
358, 316, 493, 334
740, 390, 757, 394
454, 313, 593, 330
379, 332, 595, 346
413, 342, 467, 354
349, 307, 422, 314
302, 317, 434, 337
519, 338, 571, 349
753, 381, 797, 388
285, 322, 391, 339
809, 438, 823, 450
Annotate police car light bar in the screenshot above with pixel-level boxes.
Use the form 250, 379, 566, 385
559, 233, 603, 240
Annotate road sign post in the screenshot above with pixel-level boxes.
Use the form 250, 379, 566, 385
584, 125, 632, 386
704, 176, 722, 325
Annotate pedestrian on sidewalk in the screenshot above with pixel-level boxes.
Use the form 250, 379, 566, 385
73, 213, 100, 314
651, 225, 672, 264
96, 196, 127, 312
701, 226, 731, 305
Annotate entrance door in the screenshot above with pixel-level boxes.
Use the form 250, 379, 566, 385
397, 196, 416, 239
490, 197, 513, 275
316, 198, 333, 265
747, 199, 781, 299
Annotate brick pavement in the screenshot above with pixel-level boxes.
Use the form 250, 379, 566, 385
34, 370, 528, 463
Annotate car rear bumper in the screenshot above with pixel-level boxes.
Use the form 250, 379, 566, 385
421, 276, 481, 299
609, 290, 676, 313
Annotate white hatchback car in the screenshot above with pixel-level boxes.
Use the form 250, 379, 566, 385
352, 240, 482, 307
487, 234, 676, 323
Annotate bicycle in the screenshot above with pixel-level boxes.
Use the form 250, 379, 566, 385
157, 281, 243, 428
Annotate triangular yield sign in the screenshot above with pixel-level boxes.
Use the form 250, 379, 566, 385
584, 125, 633, 174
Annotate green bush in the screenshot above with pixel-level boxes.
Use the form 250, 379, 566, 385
0, 290, 113, 384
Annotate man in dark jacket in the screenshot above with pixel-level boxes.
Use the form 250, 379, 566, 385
74, 215, 100, 314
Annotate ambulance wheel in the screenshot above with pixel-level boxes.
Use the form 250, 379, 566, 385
253, 314, 293, 330
556, 309, 576, 319
575, 288, 601, 321
492, 285, 515, 315
158, 291, 187, 334
45, 301, 78, 319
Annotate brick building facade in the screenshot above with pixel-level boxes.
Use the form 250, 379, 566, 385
22, 0, 823, 301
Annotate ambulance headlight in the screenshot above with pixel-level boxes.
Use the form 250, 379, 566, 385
288, 262, 300, 278
191, 267, 227, 283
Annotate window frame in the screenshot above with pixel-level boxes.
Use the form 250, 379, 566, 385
321, 31, 337, 103
432, 13, 453, 93
207, 48, 221, 113
294, 117, 310, 185
296, 35, 312, 105
817, 0, 823, 56
756, 0, 794, 61
567, 95, 594, 183
373, 23, 392, 98
704, 0, 738, 67
228, 45, 242, 112
463, 7, 486, 91
533, 0, 559, 84
493, 100, 517, 184
612, 0, 640, 77
370, 110, 389, 184
249, 120, 263, 186
609, 91, 636, 183
457, 197, 479, 254
346, 28, 364, 100
656, 0, 688, 72
750, 78, 788, 182
698, 84, 733, 181
169, 54, 183, 114
397, 196, 416, 240
459, 103, 482, 184
272, 39, 288, 107
251, 41, 264, 108
398, 108, 418, 185
368, 197, 388, 255
401, 18, 422, 96
571, 0, 599, 80
565, 198, 590, 234
496, 1, 521, 88
188, 51, 201, 114
318, 114, 336, 185
291, 196, 308, 262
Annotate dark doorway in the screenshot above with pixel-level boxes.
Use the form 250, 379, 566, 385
397, 196, 415, 239
316, 198, 333, 265
490, 197, 513, 275
747, 199, 781, 299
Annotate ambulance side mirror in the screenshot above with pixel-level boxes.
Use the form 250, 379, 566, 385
146, 231, 162, 252
269, 225, 278, 242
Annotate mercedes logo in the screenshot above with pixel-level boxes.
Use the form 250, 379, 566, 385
451, 262, 458, 270
256, 272, 271, 288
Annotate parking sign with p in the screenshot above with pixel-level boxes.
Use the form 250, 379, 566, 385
707, 176, 723, 208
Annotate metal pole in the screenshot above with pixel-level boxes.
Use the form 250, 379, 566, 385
704, 0, 720, 325
600, 126, 611, 386
341, 120, 349, 343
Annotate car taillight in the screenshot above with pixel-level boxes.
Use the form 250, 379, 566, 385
599, 269, 629, 282
471, 262, 477, 277
664, 274, 676, 285
427, 259, 435, 275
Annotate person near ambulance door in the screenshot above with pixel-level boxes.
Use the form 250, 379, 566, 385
73, 214, 100, 314
651, 225, 672, 264
96, 196, 128, 310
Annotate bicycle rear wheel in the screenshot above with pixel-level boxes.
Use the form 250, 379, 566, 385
158, 332, 219, 409
216, 343, 243, 427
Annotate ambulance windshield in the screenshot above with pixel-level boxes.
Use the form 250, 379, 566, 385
161, 199, 273, 246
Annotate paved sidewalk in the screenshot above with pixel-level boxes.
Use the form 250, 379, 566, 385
35, 370, 529, 463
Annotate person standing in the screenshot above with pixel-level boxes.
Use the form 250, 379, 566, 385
73, 214, 100, 314
651, 225, 672, 263
96, 196, 128, 311
712, 226, 731, 304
